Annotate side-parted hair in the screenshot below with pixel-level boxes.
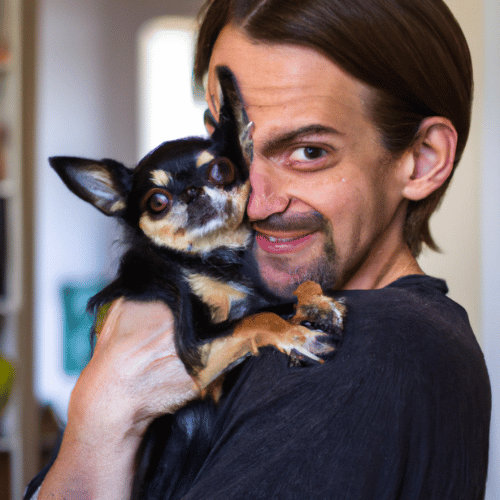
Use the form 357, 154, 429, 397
194, 0, 472, 256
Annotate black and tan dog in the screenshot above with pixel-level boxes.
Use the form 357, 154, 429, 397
50, 66, 346, 498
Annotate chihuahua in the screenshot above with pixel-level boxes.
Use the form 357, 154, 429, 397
50, 66, 346, 499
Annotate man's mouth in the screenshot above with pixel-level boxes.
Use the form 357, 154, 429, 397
252, 211, 325, 254
255, 231, 315, 254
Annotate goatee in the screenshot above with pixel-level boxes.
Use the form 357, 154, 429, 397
252, 212, 338, 298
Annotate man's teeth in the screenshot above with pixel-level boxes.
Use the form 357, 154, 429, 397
267, 236, 295, 243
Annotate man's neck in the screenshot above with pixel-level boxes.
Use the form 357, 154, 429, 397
343, 242, 423, 291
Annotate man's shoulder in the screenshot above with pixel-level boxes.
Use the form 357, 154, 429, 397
336, 274, 472, 344
331, 274, 486, 385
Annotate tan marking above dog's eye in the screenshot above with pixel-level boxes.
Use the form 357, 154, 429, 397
151, 170, 172, 187
141, 188, 172, 216
196, 151, 215, 168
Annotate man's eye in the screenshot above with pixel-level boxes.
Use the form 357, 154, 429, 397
290, 146, 327, 161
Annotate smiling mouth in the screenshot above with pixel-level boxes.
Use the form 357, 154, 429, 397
251, 211, 325, 253
255, 231, 315, 254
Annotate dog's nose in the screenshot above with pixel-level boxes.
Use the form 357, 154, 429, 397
181, 187, 203, 204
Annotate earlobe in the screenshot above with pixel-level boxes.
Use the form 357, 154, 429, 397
402, 117, 458, 201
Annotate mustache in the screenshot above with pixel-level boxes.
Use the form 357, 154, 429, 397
251, 211, 326, 233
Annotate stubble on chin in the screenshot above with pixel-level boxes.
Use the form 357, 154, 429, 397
256, 224, 339, 299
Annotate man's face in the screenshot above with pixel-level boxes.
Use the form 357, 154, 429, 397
207, 25, 409, 296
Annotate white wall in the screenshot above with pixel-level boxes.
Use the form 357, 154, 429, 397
34, 0, 118, 419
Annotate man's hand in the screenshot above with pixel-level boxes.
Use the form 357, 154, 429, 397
38, 299, 199, 500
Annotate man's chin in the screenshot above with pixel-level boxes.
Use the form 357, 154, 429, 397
257, 257, 338, 299
258, 264, 303, 299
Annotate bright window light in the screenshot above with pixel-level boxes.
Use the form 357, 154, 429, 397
137, 16, 207, 159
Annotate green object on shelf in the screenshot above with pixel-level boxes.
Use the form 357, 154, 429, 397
61, 280, 106, 375
0, 355, 15, 413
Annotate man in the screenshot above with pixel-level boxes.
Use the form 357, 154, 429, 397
28, 0, 490, 498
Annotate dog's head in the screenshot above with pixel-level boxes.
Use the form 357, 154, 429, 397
50, 66, 253, 254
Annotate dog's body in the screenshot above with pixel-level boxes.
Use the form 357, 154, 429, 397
50, 66, 346, 498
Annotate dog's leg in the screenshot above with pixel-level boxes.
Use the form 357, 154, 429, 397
192, 312, 329, 390
192, 281, 346, 391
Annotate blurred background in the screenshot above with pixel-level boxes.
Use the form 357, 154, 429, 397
0, 0, 498, 498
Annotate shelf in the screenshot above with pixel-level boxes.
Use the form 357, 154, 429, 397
0, 0, 38, 497
0, 180, 15, 197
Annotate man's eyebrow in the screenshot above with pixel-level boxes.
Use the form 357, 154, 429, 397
261, 124, 343, 156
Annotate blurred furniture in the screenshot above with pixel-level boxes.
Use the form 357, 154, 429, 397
0, 0, 37, 498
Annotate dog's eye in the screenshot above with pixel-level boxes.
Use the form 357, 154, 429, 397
141, 189, 172, 215
207, 157, 235, 187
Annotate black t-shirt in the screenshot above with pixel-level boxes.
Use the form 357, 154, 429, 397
25, 275, 491, 499
182, 275, 490, 499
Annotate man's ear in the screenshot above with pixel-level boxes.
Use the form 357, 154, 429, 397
401, 117, 458, 201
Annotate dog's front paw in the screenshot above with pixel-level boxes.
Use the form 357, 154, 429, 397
267, 321, 335, 363
290, 281, 346, 334
286, 281, 346, 365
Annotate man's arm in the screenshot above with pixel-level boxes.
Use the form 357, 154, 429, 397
36, 299, 200, 500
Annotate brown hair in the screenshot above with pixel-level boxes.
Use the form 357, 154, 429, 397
195, 0, 472, 256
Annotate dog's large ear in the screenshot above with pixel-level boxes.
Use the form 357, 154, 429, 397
214, 65, 254, 165
49, 156, 133, 216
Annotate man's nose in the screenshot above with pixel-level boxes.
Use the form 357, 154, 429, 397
247, 157, 290, 221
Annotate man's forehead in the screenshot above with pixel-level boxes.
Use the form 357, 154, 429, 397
206, 25, 370, 119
